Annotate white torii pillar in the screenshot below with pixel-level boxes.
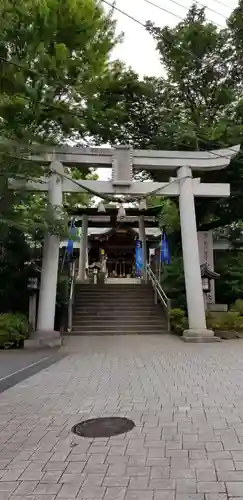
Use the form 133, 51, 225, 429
77, 214, 88, 281
26, 161, 64, 347
177, 166, 217, 342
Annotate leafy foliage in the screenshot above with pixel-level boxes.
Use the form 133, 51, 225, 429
169, 308, 188, 335
206, 311, 243, 332
0, 0, 119, 235
215, 251, 243, 305
161, 255, 186, 309
0, 0, 117, 143
91, 4, 243, 235
0, 313, 29, 348
0, 0, 120, 315
230, 299, 243, 315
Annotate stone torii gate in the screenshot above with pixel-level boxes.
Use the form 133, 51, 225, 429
10, 145, 239, 345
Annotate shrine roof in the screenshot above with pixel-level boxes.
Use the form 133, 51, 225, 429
68, 206, 161, 228
60, 226, 161, 248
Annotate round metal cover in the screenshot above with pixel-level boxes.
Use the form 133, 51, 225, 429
72, 417, 135, 438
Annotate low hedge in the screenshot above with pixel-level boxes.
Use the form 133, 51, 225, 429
169, 300, 243, 336
0, 313, 29, 349
169, 308, 188, 335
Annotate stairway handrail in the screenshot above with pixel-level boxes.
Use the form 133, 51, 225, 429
147, 262, 171, 331
67, 259, 76, 333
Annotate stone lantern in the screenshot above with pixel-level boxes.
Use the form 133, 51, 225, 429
200, 263, 220, 310
89, 262, 102, 285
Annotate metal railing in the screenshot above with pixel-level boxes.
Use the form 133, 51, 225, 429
147, 262, 171, 331
67, 260, 76, 333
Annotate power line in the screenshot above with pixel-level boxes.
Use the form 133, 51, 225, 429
101, 0, 230, 75
0, 7, 240, 166
1, 53, 240, 164
147, 0, 231, 24
102, 0, 145, 26
211, 0, 233, 10
192, 0, 228, 21
143, 0, 224, 28
142, 0, 184, 22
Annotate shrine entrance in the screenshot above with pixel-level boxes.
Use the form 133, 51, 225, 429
106, 255, 134, 278
71, 207, 160, 280
101, 229, 136, 278
11, 144, 239, 345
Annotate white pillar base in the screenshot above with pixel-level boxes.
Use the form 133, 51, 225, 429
25, 329, 63, 348
182, 329, 220, 343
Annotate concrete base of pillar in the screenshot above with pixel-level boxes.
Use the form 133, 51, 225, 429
25, 330, 63, 349
182, 329, 221, 343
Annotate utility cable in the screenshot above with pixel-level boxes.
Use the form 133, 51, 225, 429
102, 0, 145, 26
142, 0, 225, 28
0, 11, 241, 167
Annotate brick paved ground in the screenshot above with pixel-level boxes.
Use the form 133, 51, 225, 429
1, 335, 243, 499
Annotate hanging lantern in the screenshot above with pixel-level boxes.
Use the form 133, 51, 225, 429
201, 276, 210, 293
97, 201, 106, 213
117, 204, 126, 219
139, 199, 147, 210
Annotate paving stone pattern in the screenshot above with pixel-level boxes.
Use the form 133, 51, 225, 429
1, 335, 243, 498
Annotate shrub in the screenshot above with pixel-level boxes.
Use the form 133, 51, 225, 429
169, 308, 243, 336
169, 308, 188, 335
230, 299, 243, 315
206, 311, 243, 332
0, 313, 29, 349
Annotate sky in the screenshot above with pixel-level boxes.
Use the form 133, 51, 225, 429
98, 0, 238, 180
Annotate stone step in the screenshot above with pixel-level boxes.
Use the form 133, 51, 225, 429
75, 298, 154, 303
74, 302, 160, 306
69, 330, 168, 336
75, 285, 151, 289
75, 293, 153, 302
74, 304, 162, 314
75, 297, 155, 302
73, 319, 166, 326
105, 280, 140, 284
76, 284, 148, 288
72, 283, 167, 336
72, 324, 166, 332
75, 292, 154, 296
73, 313, 164, 319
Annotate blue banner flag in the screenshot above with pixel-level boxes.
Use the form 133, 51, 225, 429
160, 232, 170, 265
66, 219, 76, 258
135, 239, 143, 275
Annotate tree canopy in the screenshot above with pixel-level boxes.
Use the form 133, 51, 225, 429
0, 0, 119, 312
89, 3, 243, 234
0, 0, 117, 143
0, 0, 120, 238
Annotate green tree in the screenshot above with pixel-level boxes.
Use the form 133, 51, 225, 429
0, 0, 118, 233
215, 251, 243, 305
0, 0, 121, 235
0, 0, 117, 143
91, 4, 243, 234
146, 5, 239, 150
161, 256, 186, 309
0, 0, 119, 312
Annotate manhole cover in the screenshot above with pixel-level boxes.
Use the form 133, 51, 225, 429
72, 417, 135, 438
